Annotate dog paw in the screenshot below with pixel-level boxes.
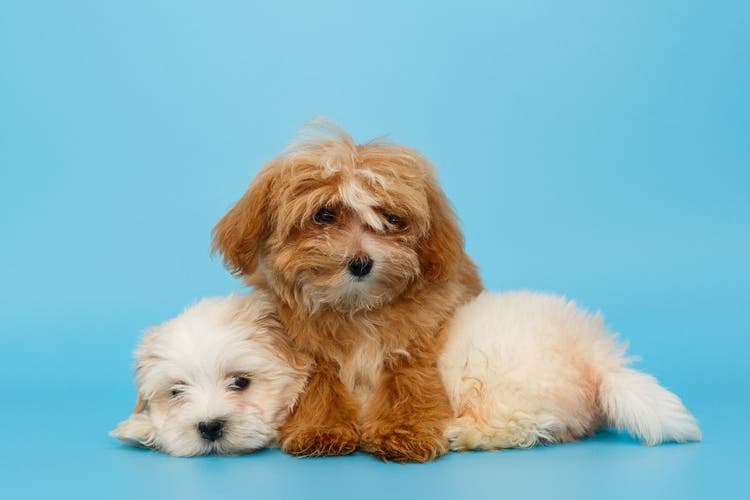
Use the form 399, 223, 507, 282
280, 425, 360, 457
361, 422, 448, 463
445, 417, 482, 451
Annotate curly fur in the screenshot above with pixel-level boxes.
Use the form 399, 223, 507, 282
213, 120, 482, 462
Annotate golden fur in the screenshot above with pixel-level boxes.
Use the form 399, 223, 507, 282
213, 120, 482, 462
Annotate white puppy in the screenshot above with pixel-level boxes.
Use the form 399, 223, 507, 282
113, 291, 700, 455
111, 292, 309, 456
440, 291, 701, 449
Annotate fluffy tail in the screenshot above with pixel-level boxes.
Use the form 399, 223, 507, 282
598, 367, 702, 445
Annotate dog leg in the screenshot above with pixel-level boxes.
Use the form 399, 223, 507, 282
361, 358, 452, 463
445, 413, 560, 450
278, 361, 360, 457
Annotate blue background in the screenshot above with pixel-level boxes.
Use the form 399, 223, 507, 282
1, 1, 748, 499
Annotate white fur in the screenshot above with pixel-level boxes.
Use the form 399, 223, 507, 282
439, 291, 702, 449
599, 368, 702, 445
111, 292, 308, 456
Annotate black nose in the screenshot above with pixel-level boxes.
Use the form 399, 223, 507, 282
197, 420, 225, 441
348, 256, 373, 277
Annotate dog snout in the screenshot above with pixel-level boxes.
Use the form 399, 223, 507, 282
197, 419, 225, 441
348, 256, 373, 278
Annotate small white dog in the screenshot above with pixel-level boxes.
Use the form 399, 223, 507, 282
113, 291, 700, 456
111, 292, 309, 456
440, 291, 701, 448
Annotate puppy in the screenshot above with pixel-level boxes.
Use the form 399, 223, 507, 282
212, 121, 482, 462
111, 293, 309, 456
439, 291, 701, 449
112, 291, 700, 456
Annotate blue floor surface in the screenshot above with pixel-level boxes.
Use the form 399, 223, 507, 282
2, 295, 746, 500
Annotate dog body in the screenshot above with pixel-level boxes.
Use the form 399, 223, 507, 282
273, 264, 480, 461
440, 291, 701, 449
213, 123, 482, 461
112, 291, 700, 456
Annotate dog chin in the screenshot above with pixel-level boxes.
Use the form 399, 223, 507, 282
163, 440, 268, 457
158, 425, 273, 457
298, 275, 401, 313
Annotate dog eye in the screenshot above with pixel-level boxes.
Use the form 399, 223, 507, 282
170, 382, 186, 398
384, 213, 405, 229
229, 376, 251, 391
313, 207, 336, 224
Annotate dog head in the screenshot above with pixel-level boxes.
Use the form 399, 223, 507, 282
111, 293, 310, 456
212, 121, 465, 313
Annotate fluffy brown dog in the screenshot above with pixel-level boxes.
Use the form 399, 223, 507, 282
212, 121, 482, 462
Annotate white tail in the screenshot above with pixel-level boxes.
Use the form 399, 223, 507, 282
599, 367, 702, 445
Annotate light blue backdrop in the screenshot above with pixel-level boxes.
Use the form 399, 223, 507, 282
1, 1, 747, 499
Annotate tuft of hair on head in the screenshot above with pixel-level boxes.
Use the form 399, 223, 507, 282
282, 118, 409, 175
286, 116, 358, 152
281, 117, 367, 178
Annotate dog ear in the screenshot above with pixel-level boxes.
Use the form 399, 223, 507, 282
212, 168, 276, 276
110, 395, 156, 448
418, 174, 465, 282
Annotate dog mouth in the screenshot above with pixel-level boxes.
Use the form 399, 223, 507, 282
195, 424, 269, 456
203, 438, 240, 456
203, 439, 264, 457
209, 441, 232, 455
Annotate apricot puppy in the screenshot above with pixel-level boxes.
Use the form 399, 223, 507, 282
213, 121, 482, 462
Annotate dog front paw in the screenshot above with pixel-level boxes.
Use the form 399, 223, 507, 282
361, 422, 448, 463
280, 424, 360, 457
